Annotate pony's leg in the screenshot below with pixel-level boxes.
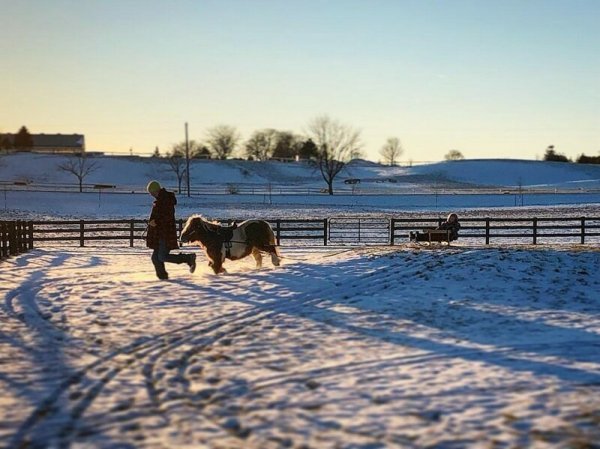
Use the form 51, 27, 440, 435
211, 258, 224, 274
206, 247, 227, 274
251, 247, 263, 268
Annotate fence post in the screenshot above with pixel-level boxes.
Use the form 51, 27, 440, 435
130, 220, 135, 247
7, 221, 13, 256
485, 218, 490, 245
533, 217, 537, 245
276, 220, 281, 246
20, 221, 27, 252
80, 220, 85, 247
2, 222, 8, 258
323, 219, 328, 246
15, 221, 21, 254
18, 221, 23, 255
0, 222, 5, 258
390, 218, 395, 245
9, 221, 17, 255
581, 217, 586, 244
28, 221, 34, 249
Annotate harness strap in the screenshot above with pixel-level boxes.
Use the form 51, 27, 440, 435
224, 241, 232, 259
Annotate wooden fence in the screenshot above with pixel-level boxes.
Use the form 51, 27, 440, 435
0, 220, 34, 260
29, 219, 328, 248
2, 217, 599, 255
390, 217, 600, 245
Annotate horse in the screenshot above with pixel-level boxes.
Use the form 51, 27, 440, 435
179, 215, 281, 274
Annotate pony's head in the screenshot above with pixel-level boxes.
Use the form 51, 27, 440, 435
180, 215, 221, 245
180, 215, 205, 244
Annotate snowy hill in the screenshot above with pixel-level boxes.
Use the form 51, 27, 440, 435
2, 153, 600, 190
409, 159, 600, 189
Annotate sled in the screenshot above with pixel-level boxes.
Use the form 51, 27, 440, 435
409, 229, 452, 245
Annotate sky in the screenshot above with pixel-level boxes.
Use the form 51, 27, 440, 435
1, 0, 599, 162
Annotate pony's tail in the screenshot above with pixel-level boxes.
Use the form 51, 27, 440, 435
258, 244, 279, 255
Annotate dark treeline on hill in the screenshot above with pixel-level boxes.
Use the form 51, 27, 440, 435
576, 154, 600, 164
152, 116, 362, 195
1, 126, 34, 150
543, 145, 600, 165
152, 126, 319, 162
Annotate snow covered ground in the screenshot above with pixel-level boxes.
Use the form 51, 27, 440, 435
2, 153, 600, 193
2, 152, 600, 221
1, 245, 600, 448
2, 154, 600, 448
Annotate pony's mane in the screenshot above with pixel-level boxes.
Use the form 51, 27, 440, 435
188, 214, 222, 231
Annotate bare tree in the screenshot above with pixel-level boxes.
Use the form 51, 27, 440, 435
306, 115, 361, 195
444, 149, 465, 161
57, 153, 99, 192
206, 125, 240, 160
245, 129, 278, 161
166, 144, 188, 193
380, 137, 403, 166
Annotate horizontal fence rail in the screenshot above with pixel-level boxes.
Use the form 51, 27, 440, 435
14, 217, 600, 250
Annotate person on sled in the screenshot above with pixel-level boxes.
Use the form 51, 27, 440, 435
436, 212, 461, 241
146, 180, 196, 280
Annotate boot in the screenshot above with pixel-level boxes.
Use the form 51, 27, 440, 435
188, 254, 197, 274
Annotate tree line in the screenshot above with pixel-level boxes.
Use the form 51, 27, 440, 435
7, 121, 598, 196
543, 145, 600, 164
156, 116, 371, 195
152, 116, 408, 195
0, 126, 34, 149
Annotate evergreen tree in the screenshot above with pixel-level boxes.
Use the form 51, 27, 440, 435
298, 138, 318, 160
543, 145, 569, 162
272, 131, 301, 159
14, 126, 33, 150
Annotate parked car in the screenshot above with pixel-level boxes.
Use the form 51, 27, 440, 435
344, 178, 361, 184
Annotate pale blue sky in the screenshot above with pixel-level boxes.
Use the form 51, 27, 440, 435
1, 0, 599, 161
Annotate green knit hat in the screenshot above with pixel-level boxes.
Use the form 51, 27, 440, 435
146, 180, 161, 194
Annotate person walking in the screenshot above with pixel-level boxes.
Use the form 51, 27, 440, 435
146, 180, 196, 279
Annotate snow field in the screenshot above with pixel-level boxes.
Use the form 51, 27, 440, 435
1, 245, 600, 448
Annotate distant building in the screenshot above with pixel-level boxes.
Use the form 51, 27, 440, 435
0, 133, 85, 153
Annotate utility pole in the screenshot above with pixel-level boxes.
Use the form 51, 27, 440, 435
185, 122, 190, 197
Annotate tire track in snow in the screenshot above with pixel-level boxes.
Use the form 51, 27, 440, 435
8, 301, 270, 448
131, 253, 437, 444
69, 253, 422, 445
8, 249, 459, 447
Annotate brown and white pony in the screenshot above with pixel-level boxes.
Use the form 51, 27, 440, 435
180, 215, 281, 274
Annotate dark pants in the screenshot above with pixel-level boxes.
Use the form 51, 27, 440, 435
151, 239, 189, 279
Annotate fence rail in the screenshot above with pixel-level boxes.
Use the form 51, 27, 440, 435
6, 217, 597, 251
